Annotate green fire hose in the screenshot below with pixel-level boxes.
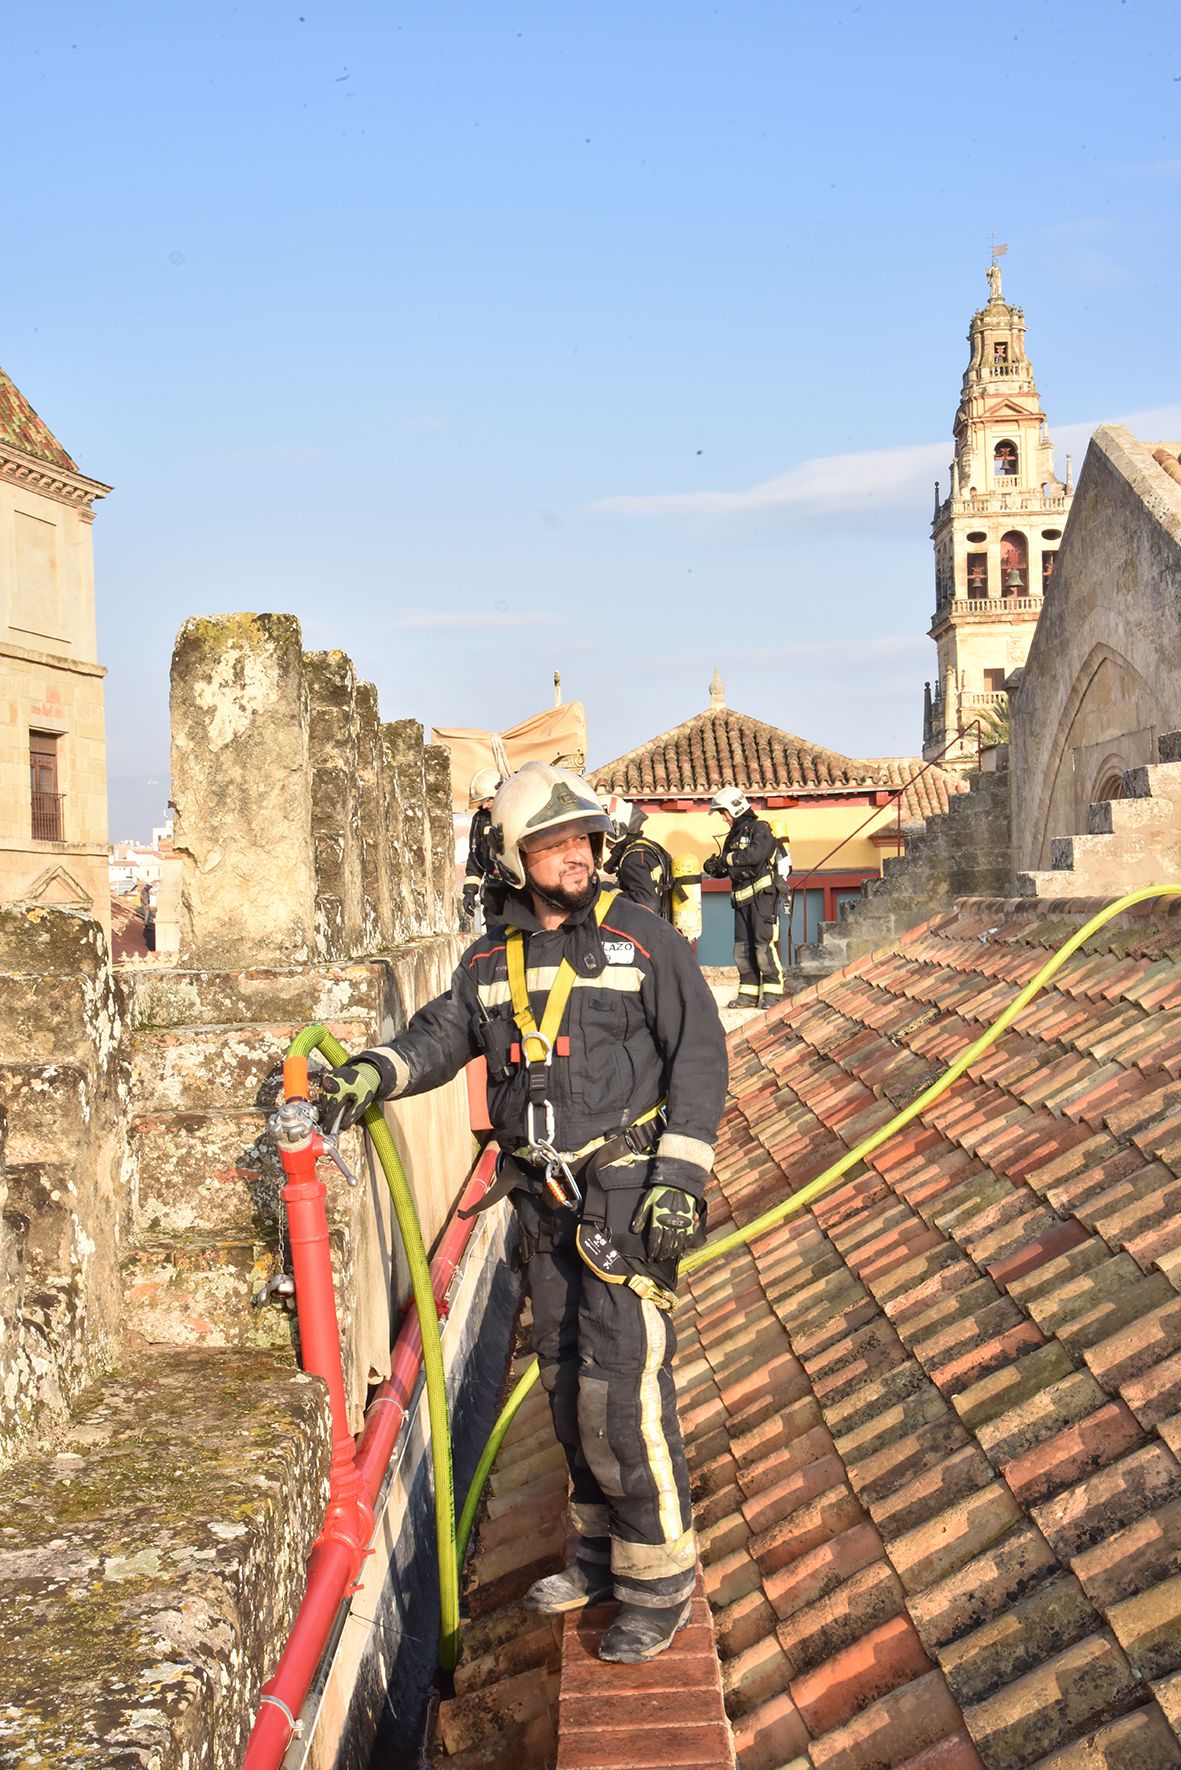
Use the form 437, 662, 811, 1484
285, 1024, 460, 1671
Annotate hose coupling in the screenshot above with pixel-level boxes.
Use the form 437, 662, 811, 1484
254, 1272, 297, 1312
268, 1097, 319, 1152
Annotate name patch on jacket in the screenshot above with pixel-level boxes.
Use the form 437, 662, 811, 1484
602, 938, 636, 965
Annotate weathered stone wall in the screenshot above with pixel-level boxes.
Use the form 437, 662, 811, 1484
306, 650, 366, 961
169, 617, 456, 963
171, 613, 317, 967
0, 904, 127, 1463
1010, 426, 1181, 872
791, 768, 1013, 987
0, 610, 475, 1770
385, 718, 432, 940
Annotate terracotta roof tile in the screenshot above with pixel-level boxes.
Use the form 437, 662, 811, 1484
448, 895, 1181, 1768
676, 895, 1181, 1767
0, 364, 78, 470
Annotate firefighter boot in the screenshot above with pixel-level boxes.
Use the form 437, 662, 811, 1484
598, 1599, 692, 1663
523, 1540, 612, 1613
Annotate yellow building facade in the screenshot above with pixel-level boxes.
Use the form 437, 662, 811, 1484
924, 258, 1073, 770
0, 367, 112, 936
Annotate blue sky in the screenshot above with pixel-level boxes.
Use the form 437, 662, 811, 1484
4, 1, 1179, 836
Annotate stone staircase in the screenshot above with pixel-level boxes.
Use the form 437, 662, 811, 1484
117, 963, 383, 1400
789, 766, 1013, 988
1017, 732, 1181, 898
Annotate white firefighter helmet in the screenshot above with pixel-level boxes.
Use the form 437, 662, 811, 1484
596, 790, 634, 842
710, 785, 750, 818
468, 765, 502, 808
488, 762, 612, 890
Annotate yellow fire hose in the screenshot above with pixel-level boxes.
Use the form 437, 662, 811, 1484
285, 1024, 461, 1671
456, 881, 1181, 1567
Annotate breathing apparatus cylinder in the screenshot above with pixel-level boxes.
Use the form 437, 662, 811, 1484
671, 853, 703, 943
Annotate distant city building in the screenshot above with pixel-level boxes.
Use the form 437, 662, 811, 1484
924, 259, 1073, 769
0, 363, 112, 932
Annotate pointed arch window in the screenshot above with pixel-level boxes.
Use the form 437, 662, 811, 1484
994, 439, 1018, 477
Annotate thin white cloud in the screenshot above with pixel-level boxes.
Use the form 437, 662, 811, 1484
593, 440, 946, 520
1055, 405, 1181, 459
721, 634, 929, 672
593, 404, 1181, 523
385, 608, 559, 631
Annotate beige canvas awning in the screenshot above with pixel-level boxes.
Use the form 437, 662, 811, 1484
433, 702, 588, 809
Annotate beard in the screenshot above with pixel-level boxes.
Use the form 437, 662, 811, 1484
528, 870, 598, 914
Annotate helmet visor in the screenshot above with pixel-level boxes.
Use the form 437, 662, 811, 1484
520, 814, 610, 854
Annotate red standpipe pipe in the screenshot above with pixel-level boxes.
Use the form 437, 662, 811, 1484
242, 1139, 498, 1770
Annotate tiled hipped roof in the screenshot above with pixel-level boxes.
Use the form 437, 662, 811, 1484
685, 894, 1181, 1769
0, 366, 78, 471
591, 707, 964, 819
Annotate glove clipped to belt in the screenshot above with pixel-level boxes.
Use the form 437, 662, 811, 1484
631, 1183, 697, 1263
319, 1059, 382, 1137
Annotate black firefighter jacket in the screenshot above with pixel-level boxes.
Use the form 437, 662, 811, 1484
719, 809, 777, 891
463, 806, 494, 891
367, 884, 727, 1198
607, 832, 672, 917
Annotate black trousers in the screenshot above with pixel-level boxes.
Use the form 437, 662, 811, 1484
732, 889, 783, 1002
514, 1160, 696, 1608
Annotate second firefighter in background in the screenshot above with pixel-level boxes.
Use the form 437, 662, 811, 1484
599, 793, 674, 918
704, 786, 786, 1007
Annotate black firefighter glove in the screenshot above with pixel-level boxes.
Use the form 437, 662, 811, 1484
631, 1182, 697, 1263
461, 883, 479, 926
702, 854, 726, 879
319, 1059, 382, 1138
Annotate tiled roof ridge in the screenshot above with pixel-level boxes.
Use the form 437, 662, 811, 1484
590, 705, 962, 802
591, 704, 868, 786
0, 365, 78, 471
680, 890, 1181, 1768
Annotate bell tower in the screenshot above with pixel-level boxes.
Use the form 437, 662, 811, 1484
923, 256, 1073, 767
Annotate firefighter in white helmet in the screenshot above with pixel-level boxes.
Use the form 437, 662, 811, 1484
704, 785, 785, 1007
461, 765, 504, 929
597, 792, 674, 919
319, 761, 726, 1663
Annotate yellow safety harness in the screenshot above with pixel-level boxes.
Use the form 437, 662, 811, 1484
504, 892, 673, 1306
